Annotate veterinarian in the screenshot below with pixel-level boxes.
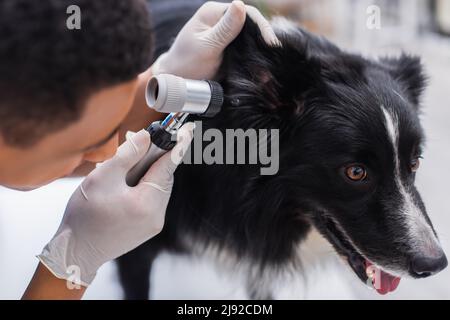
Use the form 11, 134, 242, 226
0, 0, 278, 299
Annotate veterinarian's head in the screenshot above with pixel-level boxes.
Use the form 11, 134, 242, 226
0, 0, 153, 190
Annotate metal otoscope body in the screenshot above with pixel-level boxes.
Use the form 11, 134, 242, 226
126, 74, 224, 186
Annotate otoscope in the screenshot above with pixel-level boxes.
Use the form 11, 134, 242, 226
125, 74, 224, 186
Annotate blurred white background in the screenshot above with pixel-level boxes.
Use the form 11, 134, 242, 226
1, 0, 449, 299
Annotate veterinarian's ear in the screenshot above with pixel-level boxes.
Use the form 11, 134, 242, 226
382, 55, 427, 108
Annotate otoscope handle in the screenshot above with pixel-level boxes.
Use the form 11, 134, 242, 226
125, 122, 176, 187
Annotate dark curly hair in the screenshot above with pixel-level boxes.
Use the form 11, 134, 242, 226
0, 0, 153, 147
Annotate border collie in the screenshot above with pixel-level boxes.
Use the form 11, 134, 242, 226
117, 15, 448, 299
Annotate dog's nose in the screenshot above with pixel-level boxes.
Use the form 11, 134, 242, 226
410, 253, 448, 278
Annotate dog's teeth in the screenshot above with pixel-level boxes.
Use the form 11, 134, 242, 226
366, 267, 374, 278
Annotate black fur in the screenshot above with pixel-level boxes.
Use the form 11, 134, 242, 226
117, 16, 446, 299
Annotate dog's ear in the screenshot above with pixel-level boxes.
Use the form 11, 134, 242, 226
220, 16, 324, 116
382, 55, 427, 108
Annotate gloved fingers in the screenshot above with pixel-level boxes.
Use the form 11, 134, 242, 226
102, 129, 151, 174
208, 0, 246, 48
170, 122, 196, 168
195, 1, 230, 26
139, 122, 195, 192
245, 5, 281, 47
125, 130, 137, 141
139, 153, 177, 193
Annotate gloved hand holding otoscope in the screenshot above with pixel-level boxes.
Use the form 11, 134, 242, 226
125, 74, 224, 186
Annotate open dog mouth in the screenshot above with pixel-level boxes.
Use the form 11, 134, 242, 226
321, 216, 401, 295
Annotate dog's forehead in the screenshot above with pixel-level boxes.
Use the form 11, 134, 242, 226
379, 90, 424, 147
382, 105, 399, 151
318, 86, 423, 161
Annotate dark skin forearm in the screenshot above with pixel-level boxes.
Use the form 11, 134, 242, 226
22, 263, 86, 300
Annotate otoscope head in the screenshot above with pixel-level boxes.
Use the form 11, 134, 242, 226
145, 74, 223, 118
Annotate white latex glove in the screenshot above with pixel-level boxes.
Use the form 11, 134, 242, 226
38, 123, 195, 286
152, 0, 280, 80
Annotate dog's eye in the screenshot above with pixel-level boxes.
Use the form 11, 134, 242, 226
345, 165, 367, 182
411, 158, 421, 172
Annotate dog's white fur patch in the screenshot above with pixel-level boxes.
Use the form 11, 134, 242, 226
182, 228, 354, 299
382, 106, 441, 258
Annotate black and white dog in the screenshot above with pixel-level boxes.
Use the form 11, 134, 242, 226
117, 12, 447, 299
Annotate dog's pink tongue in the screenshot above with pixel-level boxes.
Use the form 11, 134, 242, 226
365, 260, 401, 295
